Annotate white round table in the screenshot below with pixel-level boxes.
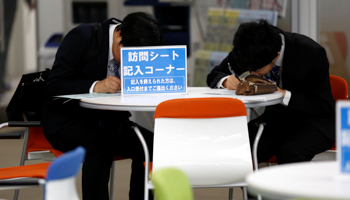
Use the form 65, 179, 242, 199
80, 87, 283, 111
246, 161, 350, 200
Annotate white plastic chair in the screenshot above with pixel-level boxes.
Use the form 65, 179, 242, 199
44, 146, 85, 200
133, 97, 262, 200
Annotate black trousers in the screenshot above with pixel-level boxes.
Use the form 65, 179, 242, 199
43, 105, 153, 200
248, 108, 334, 164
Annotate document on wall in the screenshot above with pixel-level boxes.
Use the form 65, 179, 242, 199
55, 92, 121, 100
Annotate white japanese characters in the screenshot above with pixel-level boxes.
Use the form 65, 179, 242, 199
123, 50, 184, 76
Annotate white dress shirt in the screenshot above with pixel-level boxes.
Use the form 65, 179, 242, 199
89, 24, 120, 93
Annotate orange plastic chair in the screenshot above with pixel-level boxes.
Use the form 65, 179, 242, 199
0, 122, 51, 191
0, 146, 85, 200
0, 162, 50, 190
0, 121, 61, 199
312, 75, 348, 161
1, 122, 126, 200
330, 74, 348, 100
264, 75, 348, 164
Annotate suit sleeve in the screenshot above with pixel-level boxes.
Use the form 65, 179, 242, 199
287, 47, 335, 117
206, 51, 245, 88
47, 25, 95, 96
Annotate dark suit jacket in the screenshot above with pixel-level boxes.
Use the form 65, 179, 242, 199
42, 18, 130, 136
207, 30, 336, 140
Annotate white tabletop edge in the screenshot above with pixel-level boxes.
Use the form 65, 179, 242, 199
80, 87, 283, 111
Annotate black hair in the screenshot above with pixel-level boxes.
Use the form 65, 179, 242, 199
116, 12, 163, 47
232, 19, 282, 72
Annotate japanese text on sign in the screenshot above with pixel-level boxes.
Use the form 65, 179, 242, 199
121, 46, 187, 95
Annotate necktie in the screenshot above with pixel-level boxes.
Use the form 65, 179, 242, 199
114, 61, 120, 78
266, 65, 280, 86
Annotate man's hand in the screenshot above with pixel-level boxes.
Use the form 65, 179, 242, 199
93, 76, 121, 93
223, 75, 240, 90
277, 87, 286, 98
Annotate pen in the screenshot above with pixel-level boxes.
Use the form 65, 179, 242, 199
227, 63, 240, 80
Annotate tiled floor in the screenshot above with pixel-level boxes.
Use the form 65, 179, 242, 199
0, 127, 245, 200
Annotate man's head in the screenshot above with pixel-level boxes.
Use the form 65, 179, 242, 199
117, 12, 163, 47
112, 12, 163, 63
232, 19, 282, 75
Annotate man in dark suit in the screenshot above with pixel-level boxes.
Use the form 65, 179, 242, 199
41, 12, 163, 200
207, 19, 335, 164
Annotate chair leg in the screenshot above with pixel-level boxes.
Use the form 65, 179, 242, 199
132, 126, 150, 200
258, 194, 262, 200
110, 161, 115, 200
13, 127, 30, 200
228, 188, 233, 200
242, 187, 248, 200
13, 190, 19, 200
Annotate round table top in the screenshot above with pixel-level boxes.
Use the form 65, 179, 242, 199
246, 161, 350, 200
80, 87, 283, 111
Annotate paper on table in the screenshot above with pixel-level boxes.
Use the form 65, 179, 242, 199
55, 92, 121, 99
204, 90, 266, 101
235, 96, 266, 102
205, 90, 237, 95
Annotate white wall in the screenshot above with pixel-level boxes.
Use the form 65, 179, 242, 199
319, 0, 350, 70
37, 0, 64, 46
6, 0, 37, 79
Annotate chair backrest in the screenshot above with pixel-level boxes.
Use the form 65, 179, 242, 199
152, 168, 194, 200
153, 97, 253, 186
330, 75, 348, 101
44, 146, 86, 200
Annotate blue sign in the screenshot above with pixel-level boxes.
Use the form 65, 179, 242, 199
120, 45, 187, 95
337, 101, 350, 175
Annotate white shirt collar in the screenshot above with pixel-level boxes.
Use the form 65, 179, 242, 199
108, 24, 120, 63
275, 33, 285, 67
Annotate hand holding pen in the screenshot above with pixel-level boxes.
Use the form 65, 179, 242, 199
223, 62, 241, 90
227, 63, 240, 80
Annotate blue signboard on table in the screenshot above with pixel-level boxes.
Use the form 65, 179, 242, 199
121, 45, 187, 95
337, 101, 350, 176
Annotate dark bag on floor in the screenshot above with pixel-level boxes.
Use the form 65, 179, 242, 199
6, 68, 51, 121
236, 74, 277, 95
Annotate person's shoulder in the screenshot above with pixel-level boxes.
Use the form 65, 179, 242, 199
66, 23, 93, 39
283, 31, 323, 52
284, 31, 318, 45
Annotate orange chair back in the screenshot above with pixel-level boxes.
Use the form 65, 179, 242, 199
330, 75, 348, 101
155, 97, 247, 119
